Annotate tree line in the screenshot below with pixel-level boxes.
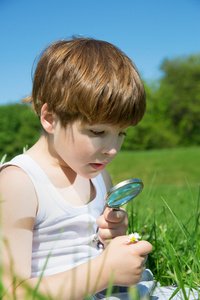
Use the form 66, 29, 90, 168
1, 53, 200, 160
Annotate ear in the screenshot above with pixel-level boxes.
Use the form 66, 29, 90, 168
40, 103, 55, 134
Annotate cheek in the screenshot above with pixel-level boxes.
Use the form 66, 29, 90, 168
117, 137, 125, 151
72, 137, 98, 158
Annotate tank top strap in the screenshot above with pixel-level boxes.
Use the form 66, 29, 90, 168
1, 154, 52, 184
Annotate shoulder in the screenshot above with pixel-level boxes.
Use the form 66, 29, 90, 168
0, 164, 27, 185
101, 169, 113, 192
0, 164, 31, 186
0, 165, 38, 215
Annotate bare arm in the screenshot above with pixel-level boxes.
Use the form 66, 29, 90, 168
23, 238, 151, 300
1, 166, 37, 280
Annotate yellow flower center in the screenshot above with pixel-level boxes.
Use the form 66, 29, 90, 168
130, 237, 136, 243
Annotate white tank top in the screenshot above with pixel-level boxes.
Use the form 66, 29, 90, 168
1, 154, 106, 277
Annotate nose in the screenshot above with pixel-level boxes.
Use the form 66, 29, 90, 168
101, 137, 119, 157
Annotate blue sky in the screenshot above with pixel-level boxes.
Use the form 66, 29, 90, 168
0, 0, 199, 105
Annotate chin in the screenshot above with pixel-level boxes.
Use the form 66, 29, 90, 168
81, 170, 101, 179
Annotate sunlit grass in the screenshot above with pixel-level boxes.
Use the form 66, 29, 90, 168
106, 147, 200, 298
106, 147, 200, 221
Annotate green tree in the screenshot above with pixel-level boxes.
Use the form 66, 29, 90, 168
0, 104, 41, 160
122, 53, 200, 150
122, 81, 179, 151
158, 54, 200, 146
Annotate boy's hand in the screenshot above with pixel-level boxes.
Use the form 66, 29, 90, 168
97, 207, 128, 246
103, 236, 152, 286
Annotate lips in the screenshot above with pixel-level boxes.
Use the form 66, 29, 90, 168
90, 163, 108, 171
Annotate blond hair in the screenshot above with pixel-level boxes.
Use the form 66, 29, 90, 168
24, 37, 146, 127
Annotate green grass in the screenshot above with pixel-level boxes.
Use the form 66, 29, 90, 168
106, 147, 200, 222
106, 147, 200, 295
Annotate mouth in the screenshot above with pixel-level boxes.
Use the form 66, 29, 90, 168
89, 163, 108, 171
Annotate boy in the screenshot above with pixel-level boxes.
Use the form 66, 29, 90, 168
0, 37, 152, 299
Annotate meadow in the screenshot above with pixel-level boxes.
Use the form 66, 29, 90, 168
106, 147, 200, 223
106, 147, 200, 297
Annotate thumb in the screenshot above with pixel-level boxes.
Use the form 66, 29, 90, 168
130, 240, 152, 256
112, 235, 152, 256
104, 207, 126, 223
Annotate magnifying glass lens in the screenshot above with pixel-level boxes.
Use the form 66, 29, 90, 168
106, 179, 143, 208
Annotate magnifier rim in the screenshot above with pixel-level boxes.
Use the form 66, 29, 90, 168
105, 178, 144, 202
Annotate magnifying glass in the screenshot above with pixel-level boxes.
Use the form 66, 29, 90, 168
94, 178, 143, 247
105, 178, 143, 209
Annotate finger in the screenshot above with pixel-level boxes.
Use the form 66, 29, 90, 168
97, 218, 127, 230
97, 213, 128, 229
140, 255, 147, 267
96, 214, 109, 228
141, 258, 147, 269
130, 241, 153, 256
113, 236, 152, 255
104, 207, 128, 223
98, 227, 126, 240
141, 264, 147, 273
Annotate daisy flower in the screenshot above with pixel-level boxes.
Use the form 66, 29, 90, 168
126, 232, 141, 244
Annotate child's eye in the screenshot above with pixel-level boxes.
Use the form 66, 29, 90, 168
119, 132, 127, 137
90, 130, 105, 136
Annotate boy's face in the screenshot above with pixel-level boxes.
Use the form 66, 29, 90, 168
50, 119, 128, 179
